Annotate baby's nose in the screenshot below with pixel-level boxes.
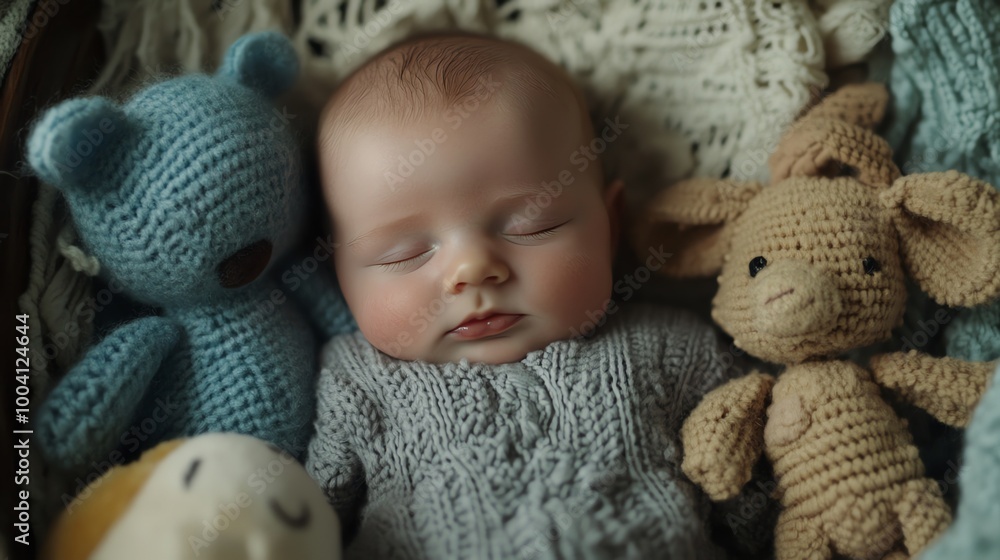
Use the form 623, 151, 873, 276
445, 250, 510, 294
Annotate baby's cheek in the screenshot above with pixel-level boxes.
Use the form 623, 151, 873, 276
354, 285, 422, 352
535, 247, 611, 322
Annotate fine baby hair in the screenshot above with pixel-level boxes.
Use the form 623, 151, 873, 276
635, 82, 1000, 559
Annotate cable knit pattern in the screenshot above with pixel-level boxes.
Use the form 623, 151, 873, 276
886, 0, 1000, 183
307, 304, 732, 560
886, 0, 1000, 362
25, 33, 351, 472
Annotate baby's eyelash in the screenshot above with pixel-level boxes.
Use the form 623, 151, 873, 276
376, 260, 409, 272
375, 250, 431, 271
517, 228, 559, 240
512, 220, 571, 240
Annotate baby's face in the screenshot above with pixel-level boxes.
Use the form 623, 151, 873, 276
322, 89, 621, 364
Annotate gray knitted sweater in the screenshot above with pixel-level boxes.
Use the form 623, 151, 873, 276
306, 304, 733, 560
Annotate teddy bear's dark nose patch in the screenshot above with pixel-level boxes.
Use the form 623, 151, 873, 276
217, 239, 273, 288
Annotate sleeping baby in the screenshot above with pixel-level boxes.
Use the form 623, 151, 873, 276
306, 30, 736, 559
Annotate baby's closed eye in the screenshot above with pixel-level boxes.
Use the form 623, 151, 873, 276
372, 245, 435, 271
502, 218, 573, 244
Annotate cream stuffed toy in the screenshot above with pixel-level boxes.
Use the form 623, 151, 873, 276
635, 83, 1000, 559
42, 433, 341, 560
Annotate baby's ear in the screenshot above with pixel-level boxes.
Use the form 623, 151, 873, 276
632, 177, 761, 278
605, 178, 625, 249
881, 171, 1000, 307
217, 31, 298, 97
26, 97, 129, 192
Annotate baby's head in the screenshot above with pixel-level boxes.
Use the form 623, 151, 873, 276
318, 31, 623, 364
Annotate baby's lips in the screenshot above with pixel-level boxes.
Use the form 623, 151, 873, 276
448, 313, 523, 340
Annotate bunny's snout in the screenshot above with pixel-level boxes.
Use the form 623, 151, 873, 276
752, 260, 842, 338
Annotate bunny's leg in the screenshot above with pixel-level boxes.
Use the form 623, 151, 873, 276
895, 477, 952, 556
774, 511, 831, 560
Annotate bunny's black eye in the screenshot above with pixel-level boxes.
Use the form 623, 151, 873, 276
749, 256, 767, 278
863, 256, 881, 275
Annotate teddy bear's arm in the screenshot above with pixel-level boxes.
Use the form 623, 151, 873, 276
38, 316, 181, 470
283, 261, 357, 339
680, 372, 775, 501
870, 351, 996, 427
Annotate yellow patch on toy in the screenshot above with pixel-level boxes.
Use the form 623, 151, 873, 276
42, 433, 341, 560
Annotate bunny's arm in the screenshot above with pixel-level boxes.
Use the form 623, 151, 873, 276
681, 372, 775, 501
870, 351, 996, 428
37, 316, 181, 470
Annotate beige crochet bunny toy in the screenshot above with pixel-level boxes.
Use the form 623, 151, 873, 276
635, 83, 1000, 559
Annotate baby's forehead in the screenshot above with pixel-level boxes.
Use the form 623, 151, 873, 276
318, 33, 588, 155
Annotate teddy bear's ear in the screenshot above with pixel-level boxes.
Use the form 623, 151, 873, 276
881, 171, 1000, 307
632, 177, 762, 278
218, 31, 298, 97
26, 97, 129, 192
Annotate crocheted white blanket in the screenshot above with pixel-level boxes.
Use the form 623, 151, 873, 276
90, 0, 890, 185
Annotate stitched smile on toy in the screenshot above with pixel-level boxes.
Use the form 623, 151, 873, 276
764, 288, 795, 305
270, 498, 311, 529
217, 239, 273, 288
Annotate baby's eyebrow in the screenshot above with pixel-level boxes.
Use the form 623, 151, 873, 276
494, 180, 557, 202
345, 214, 424, 250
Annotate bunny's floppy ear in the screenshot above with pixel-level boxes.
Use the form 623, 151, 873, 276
881, 171, 1000, 307
217, 31, 299, 97
770, 82, 900, 187
26, 97, 129, 192
798, 81, 889, 129
633, 177, 762, 278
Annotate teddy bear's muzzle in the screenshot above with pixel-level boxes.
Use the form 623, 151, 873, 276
217, 239, 273, 288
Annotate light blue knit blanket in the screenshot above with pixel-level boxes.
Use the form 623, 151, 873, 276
306, 304, 733, 560
887, 0, 1000, 363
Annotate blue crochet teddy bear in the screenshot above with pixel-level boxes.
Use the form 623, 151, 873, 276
26, 31, 350, 472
